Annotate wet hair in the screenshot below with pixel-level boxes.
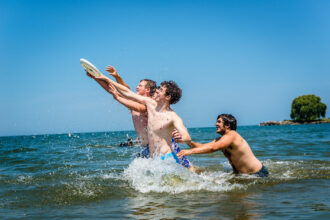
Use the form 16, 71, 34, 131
217, 114, 237, 130
140, 79, 157, 96
160, 80, 182, 104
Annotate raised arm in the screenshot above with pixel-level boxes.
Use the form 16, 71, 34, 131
108, 84, 147, 112
95, 74, 152, 106
106, 66, 131, 89
86, 71, 114, 94
86, 71, 146, 112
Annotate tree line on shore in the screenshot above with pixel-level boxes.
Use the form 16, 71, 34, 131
260, 94, 328, 126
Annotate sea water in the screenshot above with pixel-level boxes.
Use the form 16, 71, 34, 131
0, 124, 329, 219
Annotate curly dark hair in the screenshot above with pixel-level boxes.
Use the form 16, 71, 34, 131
160, 80, 182, 104
217, 114, 237, 130
141, 79, 157, 96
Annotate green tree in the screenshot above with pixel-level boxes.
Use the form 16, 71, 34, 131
290, 95, 327, 122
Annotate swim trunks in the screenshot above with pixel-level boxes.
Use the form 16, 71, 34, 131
136, 145, 150, 158
253, 165, 269, 177
170, 138, 192, 168
161, 152, 181, 164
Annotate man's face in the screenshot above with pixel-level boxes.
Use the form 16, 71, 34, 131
154, 85, 168, 102
216, 118, 226, 135
136, 81, 149, 96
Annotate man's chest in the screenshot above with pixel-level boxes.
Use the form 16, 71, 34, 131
148, 112, 173, 131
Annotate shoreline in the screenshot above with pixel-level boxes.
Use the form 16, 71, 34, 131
259, 118, 330, 126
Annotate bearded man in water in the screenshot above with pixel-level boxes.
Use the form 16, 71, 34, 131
176, 114, 268, 177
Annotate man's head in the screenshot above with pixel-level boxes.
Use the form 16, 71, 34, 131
216, 114, 237, 134
155, 81, 182, 105
136, 79, 157, 97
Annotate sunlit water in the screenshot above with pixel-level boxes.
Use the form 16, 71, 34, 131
1, 124, 329, 219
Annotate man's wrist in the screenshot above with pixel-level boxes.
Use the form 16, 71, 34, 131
113, 94, 119, 100
188, 148, 194, 155
114, 75, 121, 80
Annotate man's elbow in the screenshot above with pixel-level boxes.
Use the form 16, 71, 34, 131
211, 146, 220, 152
136, 106, 147, 112
181, 135, 191, 143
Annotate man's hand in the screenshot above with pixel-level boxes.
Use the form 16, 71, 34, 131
106, 66, 119, 78
106, 65, 131, 89
172, 129, 183, 143
107, 83, 119, 99
177, 149, 192, 158
86, 71, 96, 79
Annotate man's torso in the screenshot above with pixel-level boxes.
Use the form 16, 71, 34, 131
146, 107, 174, 156
221, 131, 262, 174
131, 111, 148, 146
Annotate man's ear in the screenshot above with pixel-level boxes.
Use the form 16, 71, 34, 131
146, 87, 150, 95
165, 95, 171, 102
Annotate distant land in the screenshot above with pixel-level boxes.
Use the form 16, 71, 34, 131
259, 118, 330, 126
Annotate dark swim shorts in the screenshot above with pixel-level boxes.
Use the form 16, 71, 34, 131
136, 145, 150, 158
253, 165, 269, 177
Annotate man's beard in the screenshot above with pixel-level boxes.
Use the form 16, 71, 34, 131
217, 128, 225, 135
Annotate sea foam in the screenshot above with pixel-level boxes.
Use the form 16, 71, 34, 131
123, 157, 244, 194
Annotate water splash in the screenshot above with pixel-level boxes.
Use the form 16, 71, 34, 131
123, 157, 245, 194
122, 157, 330, 194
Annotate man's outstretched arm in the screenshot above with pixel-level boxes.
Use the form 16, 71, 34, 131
87, 72, 113, 93
106, 66, 131, 89
172, 130, 205, 148
108, 84, 147, 112
95, 74, 151, 106
87, 72, 146, 112
87, 65, 130, 95
177, 135, 232, 158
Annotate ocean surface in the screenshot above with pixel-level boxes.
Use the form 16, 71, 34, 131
1, 124, 329, 219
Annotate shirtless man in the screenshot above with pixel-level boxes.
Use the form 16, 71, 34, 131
176, 114, 268, 177
97, 76, 195, 171
86, 66, 156, 157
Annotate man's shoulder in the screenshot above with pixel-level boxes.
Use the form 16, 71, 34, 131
143, 96, 156, 105
228, 130, 241, 139
225, 129, 237, 134
221, 130, 237, 141
168, 110, 182, 120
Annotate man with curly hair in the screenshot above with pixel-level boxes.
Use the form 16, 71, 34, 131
94, 75, 195, 172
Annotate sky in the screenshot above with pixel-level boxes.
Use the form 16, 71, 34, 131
1, 0, 329, 136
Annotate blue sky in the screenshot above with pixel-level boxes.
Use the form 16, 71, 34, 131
1, 0, 329, 136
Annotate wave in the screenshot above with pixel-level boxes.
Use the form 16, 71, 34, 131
122, 157, 330, 194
